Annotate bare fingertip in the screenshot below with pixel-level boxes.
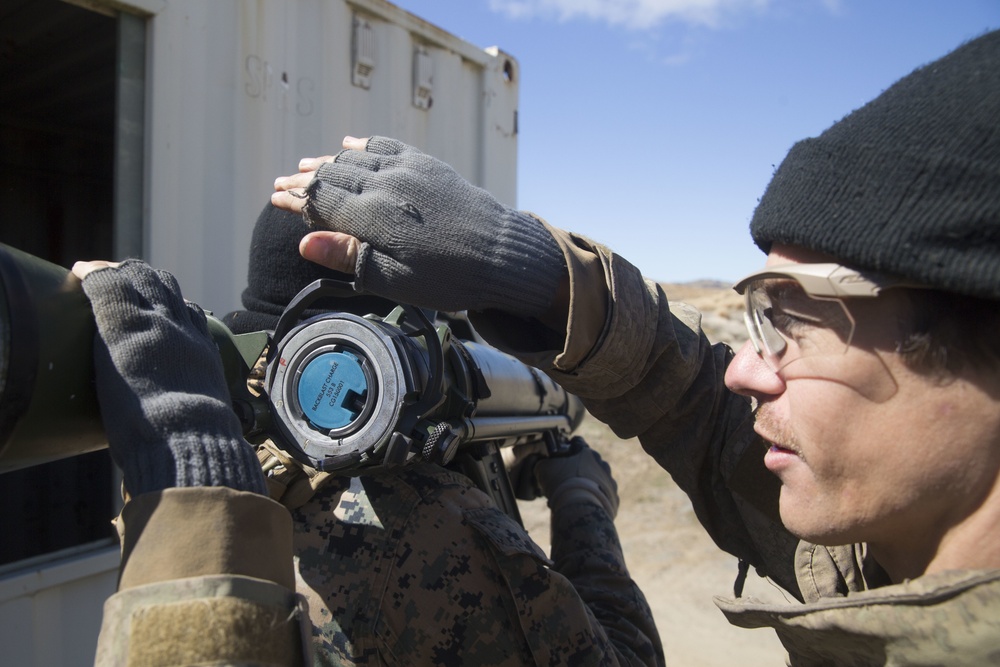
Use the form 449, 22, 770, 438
298, 233, 323, 263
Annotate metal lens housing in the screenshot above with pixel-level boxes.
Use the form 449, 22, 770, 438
265, 312, 425, 469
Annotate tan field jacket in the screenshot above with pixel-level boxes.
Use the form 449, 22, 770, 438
469, 224, 1000, 665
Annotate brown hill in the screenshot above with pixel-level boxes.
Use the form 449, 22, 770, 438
660, 281, 748, 348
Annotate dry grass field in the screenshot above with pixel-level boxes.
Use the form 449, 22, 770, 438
516, 283, 790, 666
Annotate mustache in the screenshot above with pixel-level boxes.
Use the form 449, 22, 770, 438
753, 407, 801, 456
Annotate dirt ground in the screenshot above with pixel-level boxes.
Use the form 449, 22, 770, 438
515, 283, 790, 666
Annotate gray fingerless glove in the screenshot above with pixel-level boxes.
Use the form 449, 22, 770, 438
535, 437, 620, 519
303, 136, 566, 318
82, 260, 266, 497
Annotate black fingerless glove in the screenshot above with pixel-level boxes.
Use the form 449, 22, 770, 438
303, 136, 566, 318
82, 260, 266, 496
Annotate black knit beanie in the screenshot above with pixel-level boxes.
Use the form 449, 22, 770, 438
750, 29, 1000, 301
222, 201, 395, 334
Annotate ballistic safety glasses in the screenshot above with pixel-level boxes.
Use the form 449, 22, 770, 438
732, 263, 909, 375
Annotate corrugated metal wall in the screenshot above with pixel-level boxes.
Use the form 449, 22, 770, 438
145, 0, 520, 316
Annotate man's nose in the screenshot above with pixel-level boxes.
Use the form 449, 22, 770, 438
725, 340, 785, 398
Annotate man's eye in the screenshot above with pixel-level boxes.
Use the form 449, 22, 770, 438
770, 307, 809, 336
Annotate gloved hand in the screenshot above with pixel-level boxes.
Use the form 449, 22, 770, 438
78, 260, 267, 497
535, 436, 618, 519
300, 136, 567, 318
535, 437, 619, 519
502, 441, 549, 501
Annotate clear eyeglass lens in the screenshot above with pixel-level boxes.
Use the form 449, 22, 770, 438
746, 287, 786, 359
743, 278, 857, 372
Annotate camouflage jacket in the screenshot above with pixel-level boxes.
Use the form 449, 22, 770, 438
469, 225, 1000, 665
287, 462, 661, 666
95, 459, 663, 666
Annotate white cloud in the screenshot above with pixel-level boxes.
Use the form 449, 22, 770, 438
488, 0, 774, 30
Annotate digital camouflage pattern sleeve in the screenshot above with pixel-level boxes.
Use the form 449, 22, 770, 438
289, 462, 664, 666
94, 460, 662, 666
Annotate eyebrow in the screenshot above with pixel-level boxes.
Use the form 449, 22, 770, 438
756, 277, 801, 300
761, 279, 849, 317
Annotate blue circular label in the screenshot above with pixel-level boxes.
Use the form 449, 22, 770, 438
297, 350, 368, 430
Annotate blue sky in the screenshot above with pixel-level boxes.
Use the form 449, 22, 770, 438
386, 0, 999, 284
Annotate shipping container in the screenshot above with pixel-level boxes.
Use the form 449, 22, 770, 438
0, 0, 519, 663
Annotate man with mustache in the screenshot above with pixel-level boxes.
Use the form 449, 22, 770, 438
271, 29, 1000, 664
